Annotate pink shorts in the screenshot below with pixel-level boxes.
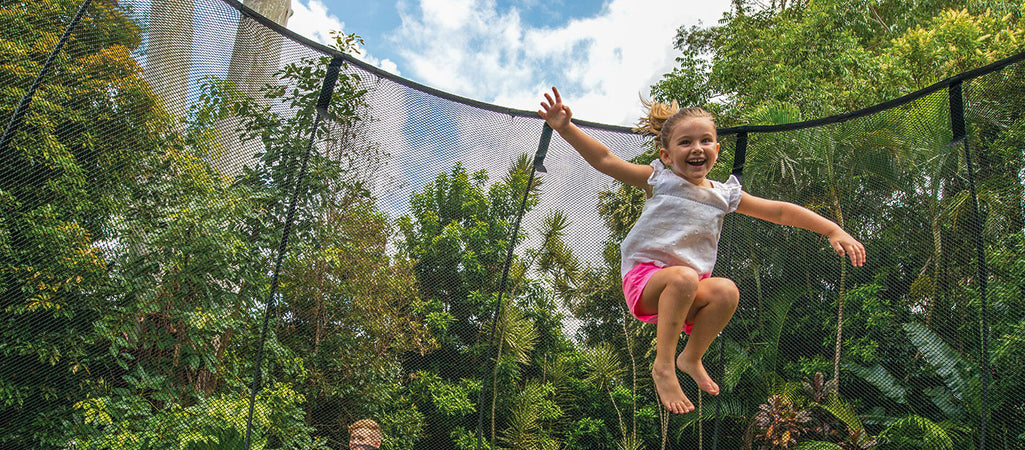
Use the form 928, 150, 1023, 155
622, 262, 710, 335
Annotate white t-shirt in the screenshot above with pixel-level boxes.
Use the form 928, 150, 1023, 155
620, 159, 743, 279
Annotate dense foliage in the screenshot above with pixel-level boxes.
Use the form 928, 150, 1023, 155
0, 0, 1021, 448
647, 0, 1024, 447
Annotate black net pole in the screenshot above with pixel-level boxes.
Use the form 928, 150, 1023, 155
0, 0, 93, 154
474, 123, 551, 449
729, 131, 748, 180
244, 56, 343, 449
949, 82, 991, 450
710, 131, 748, 450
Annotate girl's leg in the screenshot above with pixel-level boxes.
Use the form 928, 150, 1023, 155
677, 277, 739, 396
636, 265, 702, 414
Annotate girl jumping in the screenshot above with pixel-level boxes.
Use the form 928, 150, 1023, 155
538, 87, 866, 414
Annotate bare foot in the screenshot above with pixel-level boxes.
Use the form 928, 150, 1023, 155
677, 355, 719, 395
652, 363, 694, 414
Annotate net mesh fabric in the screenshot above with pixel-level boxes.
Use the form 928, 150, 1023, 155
0, 0, 1021, 448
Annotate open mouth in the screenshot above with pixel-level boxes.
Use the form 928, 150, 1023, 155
687, 159, 706, 167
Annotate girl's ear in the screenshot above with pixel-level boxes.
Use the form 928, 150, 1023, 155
659, 147, 671, 165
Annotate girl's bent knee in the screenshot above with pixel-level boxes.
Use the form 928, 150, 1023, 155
710, 279, 740, 305
664, 266, 701, 289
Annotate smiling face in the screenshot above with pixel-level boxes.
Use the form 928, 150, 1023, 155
659, 116, 720, 187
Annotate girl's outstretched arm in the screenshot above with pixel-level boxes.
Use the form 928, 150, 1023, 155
539, 87, 653, 192
735, 191, 866, 267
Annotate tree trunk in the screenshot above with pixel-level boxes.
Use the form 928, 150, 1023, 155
926, 213, 942, 327
831, 199, 847, 388
490, 308, 506, 442
621, 305, 637, 442
213, 0, 294, 176
144, 0, 194, 119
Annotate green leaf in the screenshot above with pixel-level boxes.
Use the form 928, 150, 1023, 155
902, 322, 972, 401
843, 362, 907, 404
879, 415, 956, 449
818, 394, 864, 434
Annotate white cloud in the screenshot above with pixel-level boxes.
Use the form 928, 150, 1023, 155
389, 0, 731, 126
286, 0, 731, 126
289, 0, 401, 75
288, 0, 341, 46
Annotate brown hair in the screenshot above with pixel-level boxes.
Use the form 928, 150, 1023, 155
635, 98, 716, 149
349, 418, 383, 440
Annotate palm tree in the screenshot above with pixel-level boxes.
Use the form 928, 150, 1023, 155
497, 379, 561, 449
893, 98, 969, 331
587, 343, 634, 449
490, 301, 539, 441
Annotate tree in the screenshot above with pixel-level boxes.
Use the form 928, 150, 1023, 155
0, 0, 427, 443
648, 0, 1023, 447
0, 0, 167, 444
652, 0, 1018, 123
187, 33, 435, 446
396, 155, 544, 447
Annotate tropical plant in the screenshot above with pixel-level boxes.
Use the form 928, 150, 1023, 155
846, 322, 987, 447
751, 394, 813, 448
876, 415, 972, 449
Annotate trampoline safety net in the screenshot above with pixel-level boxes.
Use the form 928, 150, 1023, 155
1, 0, 1023, 449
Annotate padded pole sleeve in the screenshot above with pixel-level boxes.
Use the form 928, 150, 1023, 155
949, 81, 967, 143
533, 123, 553, 173
731, 131, 748, 181
316, 56, 344, 116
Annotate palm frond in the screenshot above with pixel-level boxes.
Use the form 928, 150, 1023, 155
902, 322, 973, 401
500, 304, 538, 366
722, 339, 755, 392
540, 210, 570, 239
701, 394, 749, 420
497, 380, 561, 450
763, 286, 808, 370
586, 343, 626, 389
502, 153, 544, 194
878, 415, 957, 449
819, 394, 864, 434
843, 362, 908, 404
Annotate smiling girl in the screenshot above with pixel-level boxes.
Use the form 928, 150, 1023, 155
538, 87, 866, 414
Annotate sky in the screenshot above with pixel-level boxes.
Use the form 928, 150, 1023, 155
285, 0, 734, 127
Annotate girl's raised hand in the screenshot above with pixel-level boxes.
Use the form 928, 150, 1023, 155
538, 87, 572, 132
828, 229, 866, 267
